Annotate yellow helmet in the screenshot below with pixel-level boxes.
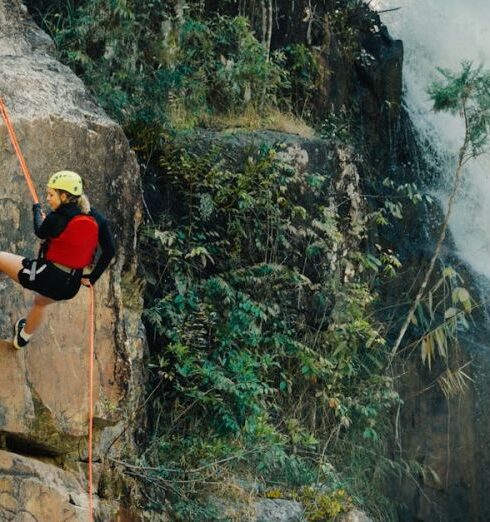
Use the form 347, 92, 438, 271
47, 170, 83, 196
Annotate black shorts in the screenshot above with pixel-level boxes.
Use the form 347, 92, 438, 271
18, 258, 82, 301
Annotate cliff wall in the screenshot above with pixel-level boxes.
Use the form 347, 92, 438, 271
0, 1, 145, 519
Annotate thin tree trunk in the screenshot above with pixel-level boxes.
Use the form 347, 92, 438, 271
261, 0, 272, 60
389, 108, 470, 360
305, 0, 315, 46
261, 0, 267, 49
260, 0, 273, 110
266, 0, 272, 61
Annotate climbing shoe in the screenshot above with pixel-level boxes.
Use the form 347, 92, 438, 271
13, 318, 29, 350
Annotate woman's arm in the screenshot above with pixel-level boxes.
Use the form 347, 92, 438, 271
32, 204, 65, 239
86, 210, 116, 285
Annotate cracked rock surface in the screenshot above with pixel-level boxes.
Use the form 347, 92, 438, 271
0, 0, 145, 518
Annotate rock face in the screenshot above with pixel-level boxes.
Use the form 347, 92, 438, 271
337, 509, 373, 522
0, 449, 127, 520
255, 499, 304, 522
372, 46, 490, 522
0, 0, 144, 518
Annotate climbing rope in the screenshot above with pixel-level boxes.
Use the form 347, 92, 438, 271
88, 283, 95, 522
0, 95, 96, 522
0, 96, 41, 204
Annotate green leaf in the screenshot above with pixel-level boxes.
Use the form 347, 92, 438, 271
452, 287, 470, 304
444, 307, 458, 319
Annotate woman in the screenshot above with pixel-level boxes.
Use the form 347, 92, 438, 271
0, 170, 115, 349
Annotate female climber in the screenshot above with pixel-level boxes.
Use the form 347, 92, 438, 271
0, 170, 115, 349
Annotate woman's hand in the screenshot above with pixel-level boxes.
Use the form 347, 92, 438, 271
81, 277, 92, 287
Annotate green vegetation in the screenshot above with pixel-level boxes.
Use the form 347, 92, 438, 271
24, 0, 490, 517
23, 0, 439, 519
429, 62, 490, 156
136, 143, 402, 519
28, 0, 324, 138
391, 62, 490, 365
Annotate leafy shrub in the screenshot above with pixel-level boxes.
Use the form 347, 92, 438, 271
139, 142, 400, 518
31, 1, 290, 133
299, 487, 353, 521
279, 44, 320, 118
177, 15, 288, 116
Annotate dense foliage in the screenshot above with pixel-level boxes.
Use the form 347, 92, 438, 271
23, 0, 490, 518
27, 0, 326, 137
25, 0, 414, 519
137, 143, 402, 519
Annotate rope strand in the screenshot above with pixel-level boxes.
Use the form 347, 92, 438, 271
88, 283, 95, 522
0, 96, 40, 204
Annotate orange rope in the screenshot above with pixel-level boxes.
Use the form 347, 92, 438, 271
0, 96, 40, 204
88, 283, 95, 522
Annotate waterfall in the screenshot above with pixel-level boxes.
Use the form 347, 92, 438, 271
371, 0, 490, 277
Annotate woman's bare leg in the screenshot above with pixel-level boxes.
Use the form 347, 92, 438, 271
0, 252, 24, 282
0, 253, 56, 335
25, 293, 55, 335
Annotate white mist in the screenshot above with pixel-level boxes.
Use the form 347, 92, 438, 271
371, 0, 490, 277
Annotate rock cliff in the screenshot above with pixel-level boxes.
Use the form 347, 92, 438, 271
0, 0, 144, 519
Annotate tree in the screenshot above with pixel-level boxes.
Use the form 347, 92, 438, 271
390, 62, 490, 359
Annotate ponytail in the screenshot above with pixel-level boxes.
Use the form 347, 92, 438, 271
56, 189, 91, 214
77, 193, 91, 214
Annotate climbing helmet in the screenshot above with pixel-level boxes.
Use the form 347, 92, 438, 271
47, 170, 83, 196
